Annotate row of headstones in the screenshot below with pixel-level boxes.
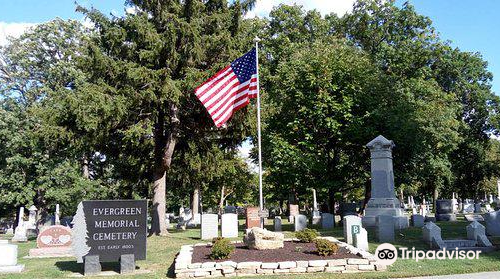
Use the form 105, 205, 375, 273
422, 221, 492, 249
285, 213, 336, 231
199, 212, 338, 241
200, 213, 239, 240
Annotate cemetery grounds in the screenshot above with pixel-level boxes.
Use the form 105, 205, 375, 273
2, 218, 500, 279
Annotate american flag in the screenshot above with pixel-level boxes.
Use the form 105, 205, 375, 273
195, 48, 258, 127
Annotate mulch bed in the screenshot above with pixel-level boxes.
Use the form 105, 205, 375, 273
191, 241, 362, 263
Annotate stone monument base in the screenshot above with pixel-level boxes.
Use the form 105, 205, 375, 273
28, 246, 73, 258
0, 265, 24, 274
436, 214, 457, 222
362, 198, 408, 229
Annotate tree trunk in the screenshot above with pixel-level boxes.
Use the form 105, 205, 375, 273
219, 185, 225, 215
192, 186, 200, 215
149, 103, 179, 236
328, 188, 335, 214
433, 187, 439, 214
360, 179, 371, 214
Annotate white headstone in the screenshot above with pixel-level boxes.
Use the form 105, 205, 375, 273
343, 215, 362, 245
27, 205, 37, 229
201, 214, 219, 240
312, 189, 318, 211
0, 243, 24, 273
221, 213, 238, 238
11, 208, 27, 243
294, 215, 307, 231
321, 213, 334, 229
353, 227, 369, 251
274, 216, 282, 232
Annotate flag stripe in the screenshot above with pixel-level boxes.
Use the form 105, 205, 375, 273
195, 66, 232, 97
194, 48, 258, 127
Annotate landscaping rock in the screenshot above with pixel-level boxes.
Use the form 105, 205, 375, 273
243, 228, 284, 250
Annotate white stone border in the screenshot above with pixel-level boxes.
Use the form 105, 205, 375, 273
174, 237, 386, 278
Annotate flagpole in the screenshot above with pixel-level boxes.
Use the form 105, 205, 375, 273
254, 36, 264, 228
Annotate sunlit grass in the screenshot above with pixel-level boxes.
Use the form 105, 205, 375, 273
1, 216, 499, 278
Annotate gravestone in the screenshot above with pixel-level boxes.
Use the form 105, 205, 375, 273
225, 206, 237, 214
29, 225, 73, 257
467, 221, 492, 247
311, 189, 321, 225
451, 193, 458, 213
343, 215, 362, 245
289, 204, 299, 223
294, 215, 307, 231
187, 213, 201, 227
354, 227, 369, 251
0, 242, 24, 273
484, 210, 500, 236
422, 222, 444, 249
462, 201, 474, 213
362, 135, 408, 229
221, 213, 238, 238
339, 203, 357, 217
474, 203, 482, 213
245, 207, 260, 229
464, 214, 484, 222
72, 200, 148, 275
321, 213, 334, 229
376, 215, 395, 242
201, 214, 219, 240
411, 214, 425, 227
11, 207, 27, 243
274, 216, 282, 232
435, 200, 457, 221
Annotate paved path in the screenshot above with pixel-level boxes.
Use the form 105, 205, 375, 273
399, 271, 500, 279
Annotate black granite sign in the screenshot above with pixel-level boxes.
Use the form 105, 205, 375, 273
72, 200, 147, 263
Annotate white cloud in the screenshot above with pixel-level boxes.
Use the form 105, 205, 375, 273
0, 22, 35, 46
246, 0, 356, 18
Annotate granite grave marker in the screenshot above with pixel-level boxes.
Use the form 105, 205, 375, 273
72, 200, 147, 275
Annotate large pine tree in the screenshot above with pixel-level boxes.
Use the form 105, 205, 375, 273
75, 0, 257, 235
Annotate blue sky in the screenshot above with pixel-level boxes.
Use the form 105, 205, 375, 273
0, 0, 498, 95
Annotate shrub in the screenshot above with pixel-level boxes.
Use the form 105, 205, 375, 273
295, 228, 319, 243
314, 239, 339, 256
210, 237, 234, 260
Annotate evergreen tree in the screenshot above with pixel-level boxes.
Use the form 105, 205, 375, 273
75, 0, 256, 235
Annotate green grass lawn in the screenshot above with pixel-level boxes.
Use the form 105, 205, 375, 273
2, 217, 500, 279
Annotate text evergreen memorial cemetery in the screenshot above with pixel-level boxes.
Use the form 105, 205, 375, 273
91, 206, 142, 240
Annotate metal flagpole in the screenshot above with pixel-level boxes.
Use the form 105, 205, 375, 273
254, 36, 264, 228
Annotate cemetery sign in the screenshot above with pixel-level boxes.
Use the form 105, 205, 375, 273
72, 200, 148, 263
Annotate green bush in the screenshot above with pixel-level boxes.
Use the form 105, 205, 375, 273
210, 237, 234, 260
314, 239, 339, 256
295, 228, 319, 242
